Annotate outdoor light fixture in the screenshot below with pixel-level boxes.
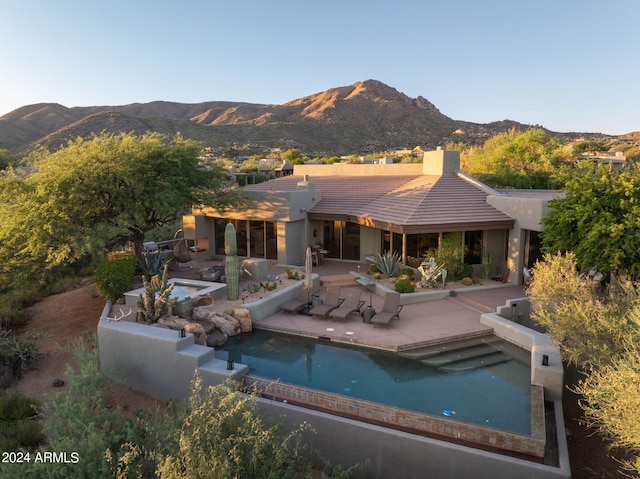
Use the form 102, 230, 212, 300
511, 303, 517, 322
542, 354, 549, 366
179, 328, 186, 338
227, 359, 235, 370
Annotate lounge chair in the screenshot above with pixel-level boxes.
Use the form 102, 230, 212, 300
280, 285, 311, 314
309, 286, 343, 319
371, 291, 403, 328
329, 288, 365, 321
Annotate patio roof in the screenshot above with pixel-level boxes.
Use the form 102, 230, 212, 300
244, 173, 515, 233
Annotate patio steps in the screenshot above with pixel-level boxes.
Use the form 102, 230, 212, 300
320, 274, 358, 288
437, 352, 511, 372
397, 333, 498, 361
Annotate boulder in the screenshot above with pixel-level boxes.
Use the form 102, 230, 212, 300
193, 294, 213, 307
206, 330, 229, 347
185, 323, 207, 346
192, 305, 241, 336
209, 312, 241, 336
157, 315, 190, 330
190, 317, 217, 335
229, 308, 252, 333
200, 268, 221, 282
192, 305, 216, 321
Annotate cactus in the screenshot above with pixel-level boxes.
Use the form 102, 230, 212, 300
137, 264, 175, 323
224, 223, 240, 300
374, 251, 401, 278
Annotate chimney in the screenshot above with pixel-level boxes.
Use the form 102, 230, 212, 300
423, 146, 460, 176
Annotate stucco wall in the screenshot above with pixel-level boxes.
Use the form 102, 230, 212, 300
259, 399, 570, 479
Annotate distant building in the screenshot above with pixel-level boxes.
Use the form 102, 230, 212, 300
582, 151, 627, 171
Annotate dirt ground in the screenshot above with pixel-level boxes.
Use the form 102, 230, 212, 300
7, 283, 632, 478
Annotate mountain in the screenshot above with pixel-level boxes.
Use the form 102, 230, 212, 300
0, 80, 613, 156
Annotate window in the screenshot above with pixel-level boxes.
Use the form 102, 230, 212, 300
464, 230, 483, 264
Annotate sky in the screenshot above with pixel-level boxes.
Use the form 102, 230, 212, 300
1, 0, 638, 135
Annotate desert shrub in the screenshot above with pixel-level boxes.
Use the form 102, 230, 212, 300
0, 286, 41, 329
0, 418, 45, 451
399, 267, 415, 279
22, 339, 159, 479
93, 251, 137, 301
0, 393, 39, 420
395, 279, 415, 293
425, 233, 474, 281
157, 377, 354, 479
0, 393, 43, 451
0, 331, 39, 377
285, 266, 305, 281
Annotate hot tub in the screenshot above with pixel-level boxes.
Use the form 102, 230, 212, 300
123, 278, 226, 306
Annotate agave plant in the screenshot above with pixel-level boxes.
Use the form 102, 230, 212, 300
374, 251, 401, 278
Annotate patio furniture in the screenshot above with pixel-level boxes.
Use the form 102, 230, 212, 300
309, 286, 343, 319
371, 291, 403, 328
329, 288, 365, 321
280, 285, 311, 314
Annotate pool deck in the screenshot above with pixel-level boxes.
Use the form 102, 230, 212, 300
173, 258, 527, 352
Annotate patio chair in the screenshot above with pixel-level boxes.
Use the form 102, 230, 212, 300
280, 285, 311, 314
371, 291, 403, 328
309, 286, 344, 319
329, 288, 365, 321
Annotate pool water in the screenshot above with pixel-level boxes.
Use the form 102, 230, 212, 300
215, 330, 532, 435
169, 284, 203, 301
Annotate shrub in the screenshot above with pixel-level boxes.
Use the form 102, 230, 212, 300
399, 267, 415, 279
0, 331, 39, 377
0, 394, 43, 451
0, 393, 39, 420
93, 251, 137, 301
395, 279, 415, 293
0, 418, 45, 451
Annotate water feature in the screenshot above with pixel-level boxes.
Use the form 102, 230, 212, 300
215, 330, 532, 435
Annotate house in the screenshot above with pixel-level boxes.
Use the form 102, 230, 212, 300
183, 148, 562, 285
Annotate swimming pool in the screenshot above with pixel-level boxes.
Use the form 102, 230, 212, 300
215, 330, 532, 435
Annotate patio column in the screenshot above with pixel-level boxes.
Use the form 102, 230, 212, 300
402, 233, 407, 265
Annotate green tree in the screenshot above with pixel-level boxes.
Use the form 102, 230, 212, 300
462, 128, 570, 188
541, 161, 640, 276
0, 149, 15, 170
281, 149, 302, 162
0, 132, 237, 288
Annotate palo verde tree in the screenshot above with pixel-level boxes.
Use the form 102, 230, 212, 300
541, 160, 640, 277
528, 253, 640, 475
0, 132, 238, 288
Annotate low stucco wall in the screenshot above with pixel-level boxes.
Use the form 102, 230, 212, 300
481, 307, 564, 402
98, 302, 247, 402
242, 274, 320, 321
258, 398, 571, 479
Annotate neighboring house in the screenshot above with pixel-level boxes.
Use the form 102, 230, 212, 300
582, 151, 627, 171
184, 148, 562, 285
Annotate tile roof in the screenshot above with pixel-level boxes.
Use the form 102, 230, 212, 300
245, 173, 515, 233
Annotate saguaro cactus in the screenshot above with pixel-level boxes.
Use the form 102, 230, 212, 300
225, 223, 240, 300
